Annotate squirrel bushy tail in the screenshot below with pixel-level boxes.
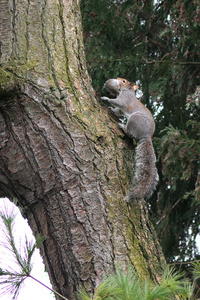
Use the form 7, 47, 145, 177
127, 139, 159, 201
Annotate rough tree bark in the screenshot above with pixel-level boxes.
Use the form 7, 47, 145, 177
0, 0, 166, 299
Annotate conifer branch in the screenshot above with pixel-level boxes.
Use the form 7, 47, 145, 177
0, 209, 68, 300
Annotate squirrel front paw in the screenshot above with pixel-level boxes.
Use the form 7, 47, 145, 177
101, 96, 110, 101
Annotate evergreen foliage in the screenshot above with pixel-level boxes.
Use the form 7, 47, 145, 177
78, 266, 193, 299
152, 87, 200, 262
0, 209, 67, 300
80, 0, 200, 264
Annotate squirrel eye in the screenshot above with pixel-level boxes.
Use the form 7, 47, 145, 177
123, 80, 126, 83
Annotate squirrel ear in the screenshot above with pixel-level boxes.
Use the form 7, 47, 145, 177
129, 82, 135, 88
130, 82, 138, 90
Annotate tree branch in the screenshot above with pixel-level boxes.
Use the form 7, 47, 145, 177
156, 198, 182, 227
145, 60, 200, 65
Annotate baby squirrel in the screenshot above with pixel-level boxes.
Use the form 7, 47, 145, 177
102, 77, 159, 201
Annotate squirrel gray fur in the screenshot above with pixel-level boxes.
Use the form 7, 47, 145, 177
101, 77, 159, 201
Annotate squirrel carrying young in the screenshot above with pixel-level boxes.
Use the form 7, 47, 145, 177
101, 77, 159, 201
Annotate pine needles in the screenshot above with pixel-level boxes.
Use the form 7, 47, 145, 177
0, 208, 69, 300
77, 266, 193, 300
0, 209, 44, 299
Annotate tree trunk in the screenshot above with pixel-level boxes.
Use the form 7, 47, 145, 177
0, 0, 166, 298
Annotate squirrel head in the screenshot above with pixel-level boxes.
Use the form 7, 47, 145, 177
104, 78, 138, 95
117, 78, 138, 91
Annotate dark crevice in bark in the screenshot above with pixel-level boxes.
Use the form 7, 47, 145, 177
10, 0, 18, 59
57, 0, 72, 86
41, 5, 60, 91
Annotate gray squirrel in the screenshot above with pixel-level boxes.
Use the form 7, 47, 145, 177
101, 77, 159, 201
